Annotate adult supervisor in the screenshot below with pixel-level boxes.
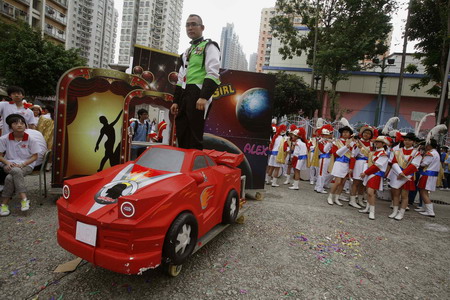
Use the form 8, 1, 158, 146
170, 14, 221, 150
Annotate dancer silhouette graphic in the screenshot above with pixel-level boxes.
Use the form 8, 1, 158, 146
94, 110, 123, 172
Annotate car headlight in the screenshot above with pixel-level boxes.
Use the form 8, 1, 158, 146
62, 184, 70, 199
120, 201, 136, 218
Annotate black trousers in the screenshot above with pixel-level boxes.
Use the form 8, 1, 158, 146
175, 85, 210, 150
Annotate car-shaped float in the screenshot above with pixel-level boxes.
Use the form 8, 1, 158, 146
57, 145, 244, 276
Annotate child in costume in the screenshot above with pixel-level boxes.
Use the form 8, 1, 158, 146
288, 128, 308, 190
359, 136, 390, 220
314, 124, 334, 194
328, 121, 357, 207
387, 132, 422, 220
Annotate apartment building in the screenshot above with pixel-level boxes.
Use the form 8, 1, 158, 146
118, 0, 184, 65
220, 23, 248, 71
1, 0, 118, 68
248, 52, 257, 72
66, 0, 118, 68
0, 0, 70, 45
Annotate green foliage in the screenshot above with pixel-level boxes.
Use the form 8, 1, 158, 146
408, 0, 449, 96
405, 63, 419, 74
270, 0, 394, 117
0, 21, 86, 98
272, 72, 319, 118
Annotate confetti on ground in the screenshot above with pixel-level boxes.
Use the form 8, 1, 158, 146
213, 257, 240, 273
240, 289, 248, 294
283, 291, 296, 297
292, 230, 363, 264
11, 270, 18, 275
40, 281, 49, 290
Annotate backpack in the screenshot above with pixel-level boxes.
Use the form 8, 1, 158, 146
132, 120, 149, 139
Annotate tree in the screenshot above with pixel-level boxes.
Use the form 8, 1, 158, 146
270, 0, 394, 120
407, 0, 449, 123
272, 72, 319, 118
0, 21, 86, 98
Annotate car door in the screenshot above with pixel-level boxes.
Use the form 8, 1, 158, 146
190, 154, 219, 229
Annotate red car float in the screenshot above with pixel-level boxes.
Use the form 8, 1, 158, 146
57, 145, 244, 276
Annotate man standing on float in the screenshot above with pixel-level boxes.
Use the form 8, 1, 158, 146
170, 14, 221, 150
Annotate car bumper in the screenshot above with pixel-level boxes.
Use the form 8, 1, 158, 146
57, 229, 162, 274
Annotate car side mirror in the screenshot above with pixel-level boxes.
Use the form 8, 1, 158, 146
190, 172, 204, 185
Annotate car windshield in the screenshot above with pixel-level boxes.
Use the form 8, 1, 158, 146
136, 147, 185, 172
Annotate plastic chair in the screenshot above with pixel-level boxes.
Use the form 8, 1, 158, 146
39, 150, 52, 199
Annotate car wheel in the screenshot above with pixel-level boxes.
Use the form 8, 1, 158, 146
163, 212, 198, 265
161, 263, 183, 277
222, 189, 239, 224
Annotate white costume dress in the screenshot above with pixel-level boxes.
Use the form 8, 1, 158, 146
292, 139, 308, 170
268, 135, 285, 168
331, 138, 354, 178
417, 149, 440, 191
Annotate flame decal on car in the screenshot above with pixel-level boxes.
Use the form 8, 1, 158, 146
200, 186, 214, 209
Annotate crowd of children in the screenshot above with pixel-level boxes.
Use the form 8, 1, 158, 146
266, 117, 447, 221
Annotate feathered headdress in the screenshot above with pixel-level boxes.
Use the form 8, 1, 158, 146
415, 113, 435, 136
340, 117, 352, 129
316, 118, 324, 129
382, 117, 399, 135
426, 124, 447, 144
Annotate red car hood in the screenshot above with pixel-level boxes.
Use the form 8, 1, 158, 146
67, 163, 184, 223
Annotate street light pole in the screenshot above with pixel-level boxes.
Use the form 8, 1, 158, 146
437, 47, 450, 124
374, 59, 386, 127
394, 0, 413, 125
373, 57, 395, 127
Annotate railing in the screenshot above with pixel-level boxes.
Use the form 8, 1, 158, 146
0, 1, 15, 18
45, 5, 66, 25
44, 23, 65, 42
16, 0, 30, 6
52, 0, 68, 9
0, 2, 28, 21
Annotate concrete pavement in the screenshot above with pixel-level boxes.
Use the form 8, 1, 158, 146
0, 173, 449, 299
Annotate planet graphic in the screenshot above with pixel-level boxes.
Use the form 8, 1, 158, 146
203, 133, 253, 189
236, 88, 271, 132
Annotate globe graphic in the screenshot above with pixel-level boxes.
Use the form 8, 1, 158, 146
236, 88, 271, 132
